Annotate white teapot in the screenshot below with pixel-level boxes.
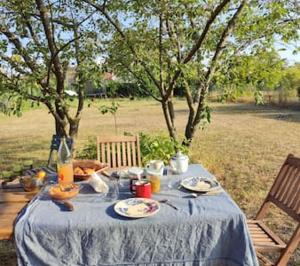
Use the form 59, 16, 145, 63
169, 151, 189, 174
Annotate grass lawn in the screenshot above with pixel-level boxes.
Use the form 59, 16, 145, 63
0, 99, 300, 265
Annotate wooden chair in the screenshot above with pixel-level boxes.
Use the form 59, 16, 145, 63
247, 154, 300, 266
96, 135, 141, 168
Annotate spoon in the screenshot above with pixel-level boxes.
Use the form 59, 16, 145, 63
159, 199, 178, 210
191, 189, 223, 198
54, 200, 74, 211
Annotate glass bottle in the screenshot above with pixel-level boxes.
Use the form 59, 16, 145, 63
57, 137, 74, 189
48, 150, 58, 172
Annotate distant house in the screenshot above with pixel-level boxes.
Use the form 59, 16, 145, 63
65, 66, 116, 98
103, 72, 116, 81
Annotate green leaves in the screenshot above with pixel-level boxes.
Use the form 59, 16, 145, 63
99, 101, 120, 115
215, 49, 286, 102
139, 132, 189, 165
254, 90, 264, 105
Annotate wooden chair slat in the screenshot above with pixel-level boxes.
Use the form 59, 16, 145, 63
106, 143, 111, 167
127, 141, 132, 167
132, 141, 137, 166
293, 195, 300, 213
287, 176, 300, 208
278, 167, 298, 203
247, 220, 286, 253
285, 170, 300, 206
111, 142, 116, 168
97, 137, 100, 162
122, 142, 127, 167
96, 135, 141, 168
101, 143, 106, 163
273, 165, 294, 199
117, 142, 121, 167
269, 195, 300, 221
136, 136, 142, 167
270, 164, 289, 197
256, 220, 287, 246
290, 185, 300, 210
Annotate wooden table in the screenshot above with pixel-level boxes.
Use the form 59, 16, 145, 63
0, 179, 37, 240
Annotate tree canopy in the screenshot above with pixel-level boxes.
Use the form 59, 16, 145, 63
0, 0, 102, 138
0, 0, 299, 145
82, 0, 300, 144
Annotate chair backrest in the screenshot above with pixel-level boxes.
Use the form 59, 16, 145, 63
267, 154, 300, 222
96, 135, 141, 168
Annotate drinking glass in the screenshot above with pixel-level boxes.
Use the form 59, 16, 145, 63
148, 175, 161, 193
57, 163, 74, 190
106, 179, 119, 201
167, 168, 180, 190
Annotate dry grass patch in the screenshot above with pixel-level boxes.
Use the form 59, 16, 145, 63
0, 99, 300, 264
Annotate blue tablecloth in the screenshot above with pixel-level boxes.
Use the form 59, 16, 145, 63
15, 164, 258, 266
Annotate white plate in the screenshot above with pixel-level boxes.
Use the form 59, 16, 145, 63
114, 198, 160, 218
181, 176, 220, 192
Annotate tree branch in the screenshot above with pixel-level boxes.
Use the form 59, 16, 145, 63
165, 17, 181, 62
0, 55, 30, 75
70, 12, 85, 119
0, 28, 38, 72
192, 0, 247, 128
0, 71, 46, 102
163, 0, 231, 101
46, 34, 83, 87
35, 0, 64, 93
118, 60, 163, 102
159, 14, 164, 94
82, 0, 161, 90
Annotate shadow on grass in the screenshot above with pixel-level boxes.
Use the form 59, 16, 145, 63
0, 136, 50, 170
211, 103, 300, 124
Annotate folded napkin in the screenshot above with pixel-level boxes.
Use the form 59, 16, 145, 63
89, 173, 109, 193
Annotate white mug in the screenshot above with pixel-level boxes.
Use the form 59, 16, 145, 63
147, 160, 164, 171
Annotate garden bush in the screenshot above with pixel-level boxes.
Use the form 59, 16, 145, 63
139, 133, 188, 165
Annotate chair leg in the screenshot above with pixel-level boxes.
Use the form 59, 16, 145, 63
276, 224, 300, 266
257, 252, 274, 266
256, 201, 271, 220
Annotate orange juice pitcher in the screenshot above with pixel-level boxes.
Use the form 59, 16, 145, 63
57, 137, 73, 189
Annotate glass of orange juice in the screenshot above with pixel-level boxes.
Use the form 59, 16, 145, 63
57, 163, 74, 189
149, 175, 161, 193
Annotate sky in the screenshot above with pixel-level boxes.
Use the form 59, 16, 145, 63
275, 40, 300, 65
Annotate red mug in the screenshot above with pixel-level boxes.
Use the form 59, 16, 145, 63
130, 179, 152, 198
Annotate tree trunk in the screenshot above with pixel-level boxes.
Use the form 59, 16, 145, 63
69, 119, 79, 139
184, 83, 209, 145
184, 125, 195, 147
161, 100, 177, 140
69, 119, 80, 154
55, 116, 67, 138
